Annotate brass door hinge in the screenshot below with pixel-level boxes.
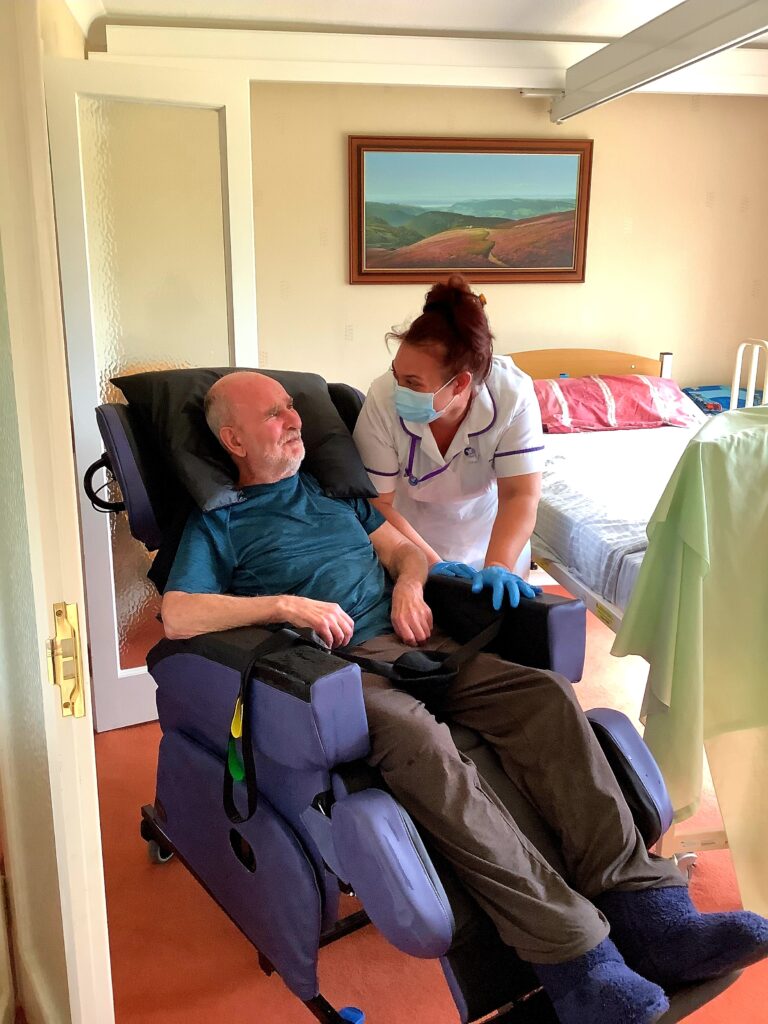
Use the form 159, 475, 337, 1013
46, 602, 85, 719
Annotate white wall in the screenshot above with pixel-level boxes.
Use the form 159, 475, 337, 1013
251, 82, 768, 390
39, 0, 85, 58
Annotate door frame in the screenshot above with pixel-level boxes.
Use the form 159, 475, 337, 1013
0, 3, 113, 1021
45, 58, 257, 731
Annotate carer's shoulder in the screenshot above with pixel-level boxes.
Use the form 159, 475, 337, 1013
488, 354, 536, 403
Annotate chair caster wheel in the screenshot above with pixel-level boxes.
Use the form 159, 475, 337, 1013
339, 1009, 365, 1023
147, 839, 174, 864
675, 852, 697, 881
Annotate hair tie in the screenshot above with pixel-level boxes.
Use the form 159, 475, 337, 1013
476, 293, 487, 307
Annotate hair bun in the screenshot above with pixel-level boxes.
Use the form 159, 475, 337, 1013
422, 274, 480, 316
388, 273, 493, 382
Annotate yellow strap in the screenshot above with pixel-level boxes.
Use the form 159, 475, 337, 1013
230, 697, 243, 739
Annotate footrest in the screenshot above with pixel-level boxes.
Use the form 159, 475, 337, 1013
658, 971, 741, 1023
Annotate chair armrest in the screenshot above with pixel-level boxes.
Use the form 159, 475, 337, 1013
424, 576, 586, 682
148, 626, 369, 771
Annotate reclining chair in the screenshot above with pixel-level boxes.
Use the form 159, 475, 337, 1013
84, 367, 737, 1024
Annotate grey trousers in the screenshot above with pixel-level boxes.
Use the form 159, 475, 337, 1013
351, 630, 684, 965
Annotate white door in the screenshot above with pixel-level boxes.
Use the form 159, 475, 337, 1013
45, 59, 258, 731
0, 3, 112, 1020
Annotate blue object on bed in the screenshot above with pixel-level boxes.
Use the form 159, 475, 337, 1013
683, 384, 763, 415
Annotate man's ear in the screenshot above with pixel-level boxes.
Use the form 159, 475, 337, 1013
219, 425, 245, 458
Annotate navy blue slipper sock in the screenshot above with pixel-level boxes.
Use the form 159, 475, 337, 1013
595, 885, 768, 990
533, 937, 669, 1024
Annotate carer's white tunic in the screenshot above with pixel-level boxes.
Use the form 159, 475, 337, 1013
353, 356, 545, 567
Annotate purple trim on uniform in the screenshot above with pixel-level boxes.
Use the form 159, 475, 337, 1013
402, 425, 420, 480
493, 445, 545, 459
413, 455, 461, 484
364, 467, 400, 477
398, 417, 421, 441
398, 417, 463, 486
468, 385, 497, 438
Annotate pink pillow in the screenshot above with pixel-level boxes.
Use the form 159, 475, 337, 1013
534, 374, 702, 434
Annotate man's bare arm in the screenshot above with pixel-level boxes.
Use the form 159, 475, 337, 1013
161, 591, 355, 649
369, 522, 432, 645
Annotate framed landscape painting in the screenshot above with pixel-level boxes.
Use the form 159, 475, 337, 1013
349, 136, 593, 284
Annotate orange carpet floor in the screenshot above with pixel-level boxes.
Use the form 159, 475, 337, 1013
94, 597, 768, 1023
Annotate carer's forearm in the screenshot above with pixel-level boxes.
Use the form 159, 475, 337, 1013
484, 495, 539, 571
161, 590, 284, 640
371, 498, 442, 565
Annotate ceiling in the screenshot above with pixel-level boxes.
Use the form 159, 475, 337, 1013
64, 1, 728, 42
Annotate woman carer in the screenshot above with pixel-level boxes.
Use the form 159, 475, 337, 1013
353, 275, 545, 611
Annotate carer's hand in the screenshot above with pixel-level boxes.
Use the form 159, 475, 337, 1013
279, 595, 355, 649
471, 566, 542, 611
391, 579, 433, 646
429, 561, 478, 581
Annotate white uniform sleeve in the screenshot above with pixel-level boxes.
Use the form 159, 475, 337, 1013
493, 377, 545, 478
352, 388, 401, 494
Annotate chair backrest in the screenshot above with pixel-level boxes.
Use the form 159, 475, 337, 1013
86, 380, 368, 556
327, 382, 365, 433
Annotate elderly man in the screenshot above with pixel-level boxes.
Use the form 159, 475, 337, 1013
162, 371, 768, 1024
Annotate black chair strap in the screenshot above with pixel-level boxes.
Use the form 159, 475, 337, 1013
223, 627, 327, 824
340, 618, 502, 683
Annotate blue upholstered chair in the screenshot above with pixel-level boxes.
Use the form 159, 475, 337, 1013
84, 371, 735, 1024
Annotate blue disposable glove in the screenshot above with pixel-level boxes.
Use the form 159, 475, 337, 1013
429, 561, 478, 581
471, 566, 542, 611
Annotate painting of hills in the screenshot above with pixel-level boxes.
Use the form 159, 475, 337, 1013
366, 207, 576, 270
360, 148, 587, 275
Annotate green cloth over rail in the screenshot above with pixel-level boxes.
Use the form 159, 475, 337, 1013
612, 407, 768, 821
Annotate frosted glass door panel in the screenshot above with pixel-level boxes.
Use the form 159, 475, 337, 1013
79, 99, 231, 670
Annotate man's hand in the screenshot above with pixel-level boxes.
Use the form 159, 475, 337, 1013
391, 579, 433, 646
369, 521, 431, 644
278, 595, 355, 649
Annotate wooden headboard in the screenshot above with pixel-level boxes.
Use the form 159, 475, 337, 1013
509, 348, 673, 380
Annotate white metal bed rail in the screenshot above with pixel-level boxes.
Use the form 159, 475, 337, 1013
730, 338, 768, 409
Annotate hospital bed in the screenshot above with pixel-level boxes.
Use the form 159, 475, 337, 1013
513, 343, 768, 634
85, 366, 738, 1023
511, 348, 693, 633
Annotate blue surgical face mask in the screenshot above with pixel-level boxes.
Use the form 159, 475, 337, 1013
394, 375, 457, 423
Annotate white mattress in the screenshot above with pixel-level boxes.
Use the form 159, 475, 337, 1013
533, 426, 701, 609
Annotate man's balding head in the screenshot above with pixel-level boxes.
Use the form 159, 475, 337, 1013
203, 371, 304, 485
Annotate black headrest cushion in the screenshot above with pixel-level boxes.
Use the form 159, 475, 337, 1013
112, 367, 375, 511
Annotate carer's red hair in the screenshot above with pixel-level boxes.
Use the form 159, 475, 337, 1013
388, 274, 494, 381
